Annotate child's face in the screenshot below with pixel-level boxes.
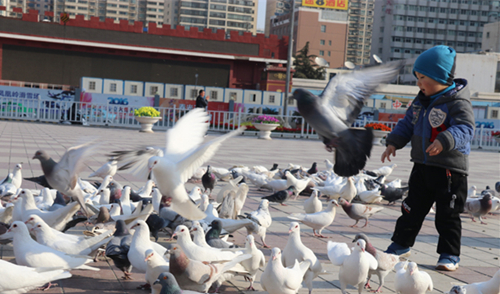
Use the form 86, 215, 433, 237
415, 72, 449, 96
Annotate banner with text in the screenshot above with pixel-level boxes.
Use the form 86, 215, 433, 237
302, 0, 348, 10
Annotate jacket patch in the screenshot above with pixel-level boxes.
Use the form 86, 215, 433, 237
429, 108, 447, 128
412, 105, 422, 125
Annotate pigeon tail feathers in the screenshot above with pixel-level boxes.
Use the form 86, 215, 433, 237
334, 128, 373, 177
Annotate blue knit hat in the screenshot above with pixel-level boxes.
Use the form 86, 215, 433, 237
413, 45, 456, 85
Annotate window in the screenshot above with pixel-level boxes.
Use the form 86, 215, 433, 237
170, 87, 178, 97
319, 50, 324, 56
89, 81, 96, 90
131, 85, 137, 94
109, 83, 117, 92
251, 94, 256, 102
320, 39, 325, 45
230, 92, 237, 100
328, 51, 331, 56
269, 95, 275, 103
492, 110, 499, 118
380, 102, 387, 108
487, 32, 490, 38
191, 89, 197, 98
329, 40, 332, 45
320, 25, 326, 32
150, 86, 158, 95
210, 91, 218, 101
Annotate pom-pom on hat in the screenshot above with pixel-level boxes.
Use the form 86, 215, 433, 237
413, 45, 456, 85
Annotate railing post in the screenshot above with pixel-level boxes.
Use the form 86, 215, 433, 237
172, 105, 176, 127
237, 109, 242, 128
478, 125, 483, 149
106, 101, 110, 125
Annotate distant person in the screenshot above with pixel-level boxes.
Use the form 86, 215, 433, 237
381, 45, 475, 271
195, 90, 209, 110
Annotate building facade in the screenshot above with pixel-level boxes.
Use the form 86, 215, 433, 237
346, 0, 375, 65
371, 0, 498, 65
269, 6, 348, 69
177, 0, 258, 35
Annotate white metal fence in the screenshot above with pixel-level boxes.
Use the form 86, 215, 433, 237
0, 97, 498, 151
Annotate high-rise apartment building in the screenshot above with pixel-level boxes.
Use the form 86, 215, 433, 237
1, 0, 54, 18
264, 0, 301, 35
177, 0, 259, 35
270, 6, 348, 68
371, 0, 498, 65
346, 0, 375, 65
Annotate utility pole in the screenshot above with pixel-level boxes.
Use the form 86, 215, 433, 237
283, 1, 296, 118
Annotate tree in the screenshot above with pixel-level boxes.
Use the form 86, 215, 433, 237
293, 42, 325, 80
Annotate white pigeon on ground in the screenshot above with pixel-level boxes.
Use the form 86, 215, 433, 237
358, 188, 383, 204
314, 184, 343, 199
11, 163, 23, 189
89, 160, 117, 178
233, 183, 249, 218
16, 189, 80, 231
244, 199, 273, 248
386, 178, 402, 188
172, 225, 242, 262
339, 177, 356, 202
288, 199, 338, 238
261, 247, 311, 294
304, 189, 323, 214
0, 174, 18, 197
137, 180, 155, 198
0, 259, 72, 293
26, 214, 113, 256
327, 239, 378, 294
32, 143, 97, 217
119, 186, 133, 216
353, 233, 399, 293
266, 179, 288, 192
211, 166, 232, 181
114, 108, 244, 220
216, 176, 243, 203
145, 249, 170, 294
2, 221, 99, 271
189, 221, 211, 249
394, 261, 433, 294
370, 164, 397, 177
36, 187, 55, 211
283, 222, 324, 294
240, 235, 266, 291
449, 269, 500, 294
468, 185, 478, 198
285, 171, 311, 198
188, 186, 202, 203
127, 220, 167, 273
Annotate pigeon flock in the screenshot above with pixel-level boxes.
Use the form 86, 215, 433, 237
0, 64, 498, 294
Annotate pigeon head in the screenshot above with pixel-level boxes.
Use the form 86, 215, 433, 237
14, 163, 22, 170
352, 233, 369, 244
354, 239, 367, 252
271, 247, 282, 261
32, 150, 50, 161
148, 156, 161, 173
259, 199, 269, 210
30, 221, 46, 234
292, 88, 316, 107
24, 214, 43, 226
153, 272, 181, 292
328, 199, 339, 209
114, 220, 129, 236
96, 206, 111, 223
190, 221, 202, 232
407, 262, 418, 275
7, 221, 29, 236
450, 286, 466, 294
289, 222, 300, 234
172, 225, 189, 238
144, 249, 155, 262
245, 234, 256, 248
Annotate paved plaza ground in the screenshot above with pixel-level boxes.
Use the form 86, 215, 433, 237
0, 120, 498, 294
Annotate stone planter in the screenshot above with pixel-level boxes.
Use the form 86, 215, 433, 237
135, 116, 161, 133
254, 123, 279, 140
372, 130, 390, 146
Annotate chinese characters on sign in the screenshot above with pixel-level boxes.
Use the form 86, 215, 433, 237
392, 99, 402, 109
302, 0, 348, 10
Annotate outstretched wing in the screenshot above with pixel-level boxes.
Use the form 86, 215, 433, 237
320, 60, 404, 126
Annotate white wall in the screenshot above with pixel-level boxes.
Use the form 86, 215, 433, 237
124, 81, 144, 96
81, 77, 103, 93
103, 79, 124, 95
456, 54, 497, 94
144, 82, 164, 97
224, 88, 243, 103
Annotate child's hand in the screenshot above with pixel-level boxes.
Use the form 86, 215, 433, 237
381, 145, 396, 163
426, 140, 443, 156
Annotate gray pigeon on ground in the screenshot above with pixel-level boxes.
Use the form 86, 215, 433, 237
338, 198, 384, 228
262, 186, 295, 205
465, 193, 493, 224
202, 165, 217, 195
105, 220, 133, 280
32, 143, 96, 216
292, 60, 404, 177
153, 272, 203, 294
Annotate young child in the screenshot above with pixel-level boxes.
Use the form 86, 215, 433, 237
381, 45, 475, 271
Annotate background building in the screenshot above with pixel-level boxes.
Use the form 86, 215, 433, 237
371, 0, 498, 64
269, 6, 348, 68
346, 0, 375, 65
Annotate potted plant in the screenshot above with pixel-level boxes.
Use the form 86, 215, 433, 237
365, 122, 392, 145
252, 115, 280, 140
134, 106, 161, 133
492, 131, 500, 144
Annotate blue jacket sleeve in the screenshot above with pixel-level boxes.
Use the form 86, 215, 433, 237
385, 105, 415, 149
436, 99, 475, 151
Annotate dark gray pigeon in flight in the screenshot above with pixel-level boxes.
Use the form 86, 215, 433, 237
293, 61, 404, 177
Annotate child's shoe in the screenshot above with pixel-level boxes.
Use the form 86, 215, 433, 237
436, 254, 460, 271
384, 242, 411, 257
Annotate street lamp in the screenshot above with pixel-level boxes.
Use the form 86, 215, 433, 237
195, 74, 199, 90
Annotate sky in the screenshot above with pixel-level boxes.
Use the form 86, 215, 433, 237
257, 0, 267, 31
